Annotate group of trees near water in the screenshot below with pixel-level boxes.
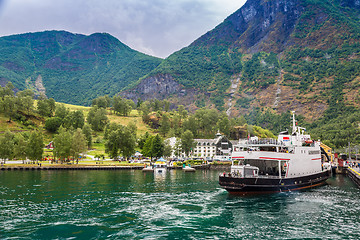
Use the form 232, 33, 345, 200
0, 130, 43, 164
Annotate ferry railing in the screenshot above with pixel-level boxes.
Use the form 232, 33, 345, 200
220, 172, 283, 179
237, 139, 285, 146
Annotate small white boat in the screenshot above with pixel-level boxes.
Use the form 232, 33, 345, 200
182, 164, 196, 172
142, 165, 154, 172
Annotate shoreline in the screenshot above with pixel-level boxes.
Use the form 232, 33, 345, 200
0, 164, 231, 171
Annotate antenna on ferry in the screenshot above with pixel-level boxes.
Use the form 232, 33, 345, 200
291, 111, 296, 134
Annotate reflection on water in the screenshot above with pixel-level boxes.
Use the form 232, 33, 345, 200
0, 171, 359, 239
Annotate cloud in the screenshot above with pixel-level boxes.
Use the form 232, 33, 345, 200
0, 0, 246, 58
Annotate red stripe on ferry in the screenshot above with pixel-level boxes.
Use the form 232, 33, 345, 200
232, 156, 244, 159
259, 157, 291, 161
312, 158, 322, 161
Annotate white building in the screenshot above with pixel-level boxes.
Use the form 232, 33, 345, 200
167, 132, 237, 160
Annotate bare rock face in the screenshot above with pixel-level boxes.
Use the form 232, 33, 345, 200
121, 74, 184, 101
233, 0, 303, 53
193, 0, 302, 53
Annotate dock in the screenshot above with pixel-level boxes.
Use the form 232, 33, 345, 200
0, 166, 144, 171
0, 164, 212, 171
347, 167, 360, 188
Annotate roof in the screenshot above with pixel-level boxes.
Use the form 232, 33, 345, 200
194, 139, 216, 145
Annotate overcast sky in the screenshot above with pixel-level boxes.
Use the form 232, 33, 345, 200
0, 0, 246, 58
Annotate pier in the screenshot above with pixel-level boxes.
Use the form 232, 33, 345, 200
0, 164, 215, 171
0, 166, 144, 171
347, 167, 360, 188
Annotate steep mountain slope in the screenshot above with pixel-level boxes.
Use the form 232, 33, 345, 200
0, 31, 162, 105
122, 0, 360, 121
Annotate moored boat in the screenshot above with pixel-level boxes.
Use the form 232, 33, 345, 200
182, 164, 196, 172
154, 158, 167, 173
219, 112, 331, 195
142, 165, 154, 172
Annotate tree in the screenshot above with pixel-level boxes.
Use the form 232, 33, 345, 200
139, 101, 151, 122
92, 95, 111, 109
163, 139, 173, 158
183, 115, 197, 137
138, 132, 150, 150
172, 114, 182, 137
142, 135, 155, 159
152, 134, 164, 159
127, 121, 137, 140
113, 96, 134, 116
152, 99, 162, 112
16, 89, 34, 114
87, 106, 109, 131
181, 130, 195, 157
105, 130, 121, 159
37, 94, 54, 117
104, 124, 136, 159
55, 104, 69, 120
48, 98, 56, 115
0, 131, 15, 164
119, 127, 136, 159
0, 82, 15, 100
82, 123, 93, 149
136, 98, 143, 109
45, 117, 62, 133
2, 95, 17, 121
217, 116, 230, 136
0, 83, 15, 120
159, 113, 171, 137
71, 128, 87, 163
60, 109, 85, 130
177, 105, 188, 121
53, 127, 72, 163
26, 131, 43, 164
14, 133, 27, 164
163, 100, 170, 112
70, 110, 85, 129
113, 95, 123, 115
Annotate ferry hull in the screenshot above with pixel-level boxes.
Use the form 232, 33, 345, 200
219, 170, 330, 195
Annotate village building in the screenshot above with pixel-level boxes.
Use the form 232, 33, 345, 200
168, 132, 237, 160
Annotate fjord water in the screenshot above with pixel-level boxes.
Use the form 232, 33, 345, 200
1, 170, 359, 239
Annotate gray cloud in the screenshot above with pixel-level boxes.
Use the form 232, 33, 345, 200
0, 0, 246, 58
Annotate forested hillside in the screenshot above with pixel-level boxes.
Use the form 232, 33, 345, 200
0, 31, 162, 105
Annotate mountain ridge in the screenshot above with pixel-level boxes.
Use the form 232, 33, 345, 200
122, 0, 360, 121
0, 30, 162, 105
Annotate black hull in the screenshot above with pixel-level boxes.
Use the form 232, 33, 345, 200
219, 170, 331, 195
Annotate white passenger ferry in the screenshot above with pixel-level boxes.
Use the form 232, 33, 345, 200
219, 112, 331, 194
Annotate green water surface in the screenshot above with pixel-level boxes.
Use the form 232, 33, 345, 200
0, 170, 359, 239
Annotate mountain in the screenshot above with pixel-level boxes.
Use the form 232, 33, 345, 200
122, 0, 360, 121
0, 31, 162, 105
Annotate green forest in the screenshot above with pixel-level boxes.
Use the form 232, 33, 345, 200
0, 31, 162, 105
